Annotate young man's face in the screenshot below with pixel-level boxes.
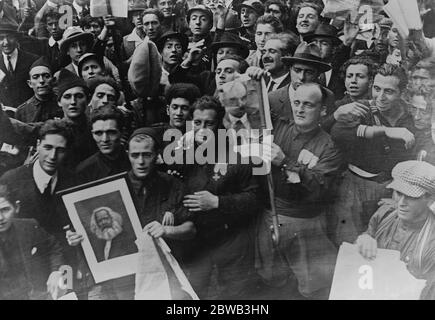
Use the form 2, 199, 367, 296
292, 85, 325, 132
128, 139, 157, 179
143, 13, 162, 41
189, 10, 212, 36
158, 0, 173, 18
37, 134, 68, 175
131, 11, 143, 28
265, 4, 283, 20
67, 40, 88, 64
161, 38, 183, 67
167, 97, 191, 129
90, 83, 117, 110
84, 21, 102, 38
240, 7, 258, 28
92, 119, 121, 155
311, 37, 333, 60
262, 39, 286, 75
409, 95, 432, 130
58, 87, 88, 119
81, 59, 103, 81
345, 64, 370, 99
46, 17, 63, 41
255, 23, 275, 50
372, 74, 402, 113
290, 63, 319, 90
193, 109, 219, 145
0, 197, 18, 233
28, 66, 53, 98
388, 27, 400, 48
0, 33, 18, 55
394, 190, 431, 224
215, 59, 240, 90
216, 46, 238, 63
296, 7, 319, 35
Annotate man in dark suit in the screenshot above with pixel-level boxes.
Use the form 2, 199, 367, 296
0, 20, 38, 108
0, 183, 66, 300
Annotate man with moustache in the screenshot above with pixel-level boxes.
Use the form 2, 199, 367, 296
0, 20, 38, 108
88, 207, 136, 263
331, 64, 417, 246
15, 57, 63, 123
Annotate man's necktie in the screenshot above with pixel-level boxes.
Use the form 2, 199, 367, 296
42, 178, 53, 198
267, 80, 275, 93
7, 55, 14, 75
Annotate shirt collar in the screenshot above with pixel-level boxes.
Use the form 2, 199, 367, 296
228, 113, 250, 128
48, 37, 59, 47
272, 72, 289, 88
2, 48, 18, 60
33, 160, 57, 194
127, 28, 144, 43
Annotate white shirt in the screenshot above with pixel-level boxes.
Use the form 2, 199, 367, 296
71, 63, 79, 75
48, 37, 60, 48
2, 48, 18, 71
325, 70, 332, 86
127, 28, 145, 48
161, 66, 170, 86
33, 160, 57, 195
268, 72, 289, 92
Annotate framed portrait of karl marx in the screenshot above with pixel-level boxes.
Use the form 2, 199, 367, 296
57, 173, 142, 283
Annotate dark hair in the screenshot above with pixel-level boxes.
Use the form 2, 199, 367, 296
268, 32, 300, 56
255, 14, 284, 34
38, 119, 74, 148
45, 10, 62, 22
165, 83, 201, 106
341, 56, 379, 82
0, 184, 17, 205
217, 54, 249, 73
376, 63, 408, 92
192, 95, 225, 126
87, 76, 121, 102
80, 15, 104, 29
264, 0, 288, 19
296, 1, 323, 17
90, 105, 124, 129
142, 8, 165, 23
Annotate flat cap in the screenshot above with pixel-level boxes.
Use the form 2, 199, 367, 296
387, 161, 435, 198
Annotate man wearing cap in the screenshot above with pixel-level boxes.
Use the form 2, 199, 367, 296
330, 64, 417, 246
0, 19, 38, 108
15, 57, 62, 123
356, 160, 435, 299
237, 0, 264, 50
156, 31, 188, 88
304, 23, 358, 100
77, 53, 105, 83
122, 0, 147, 61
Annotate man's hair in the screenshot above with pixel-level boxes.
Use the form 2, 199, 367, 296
0, 184, 17, 205
296, 1, 323, 17
90, 105, 124, 129
80, 15, 104, 29
38, 119, 74, 148
129, 134, 158, 153
413, 57, 435, 78
341, 56, 379, 82
268, 32, 300, 56
218, 54, 249, 73
192, 96, 225, 126
265, 0, 288, 16
142, 8, 164, 22
296, 82, 329, 105
255, 14, 284, 34
165, 83, 201, 106
376, 63, 408, 92
90, 207, 123, 234
45, 11, 61, 23
88, 76, 121, 102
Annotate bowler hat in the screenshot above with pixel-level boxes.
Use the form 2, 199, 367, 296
281, 41, 331, 73
211, 32, 249, 59
303, 24, 342, 46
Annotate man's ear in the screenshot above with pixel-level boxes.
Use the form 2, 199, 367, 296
36, 139, 41, 148
27, 79, 32, 89
166, 105, 170, 116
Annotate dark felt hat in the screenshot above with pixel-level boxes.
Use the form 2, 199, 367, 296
281, 41, 331, 73
303, 24, 342, 46
211, 32, 249, 59
30, 56, 52, 72
128, 127, 161, 150
156, 31, 189, 53
56, 68, 89, 99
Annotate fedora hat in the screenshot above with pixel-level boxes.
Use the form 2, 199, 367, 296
303, 24, 342, 45
156, 31, 189, 53
60, 26, 95, 53
0, 20, 20, 36
281, 41, 331, 73
210, 32, 249, 59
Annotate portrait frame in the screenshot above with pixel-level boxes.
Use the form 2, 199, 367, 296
57, 173, 142, 284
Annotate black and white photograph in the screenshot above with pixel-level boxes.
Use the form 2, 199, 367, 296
0, 0, 435, 307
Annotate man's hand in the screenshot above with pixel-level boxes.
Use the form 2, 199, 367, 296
183, 39, 206, 67
333, 102, 369, 124
384, 127, 415, 149
343, 13, 360, 46
356, 234, 378, 260
143, 221, 166, 238
66, 230, 84, 247
246, 66, 270, 81
46, 271, 66, 300
162, 211, 174, 226
183, 191, 219, 212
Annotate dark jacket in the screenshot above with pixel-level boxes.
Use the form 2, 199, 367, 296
15, 94, 62, 123
0, 49, 38, 108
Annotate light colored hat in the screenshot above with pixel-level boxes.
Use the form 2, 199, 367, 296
60, 26, 94, 53
387, 161, 435, 198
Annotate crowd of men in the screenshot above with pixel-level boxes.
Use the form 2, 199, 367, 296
0, 0, 435, 300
